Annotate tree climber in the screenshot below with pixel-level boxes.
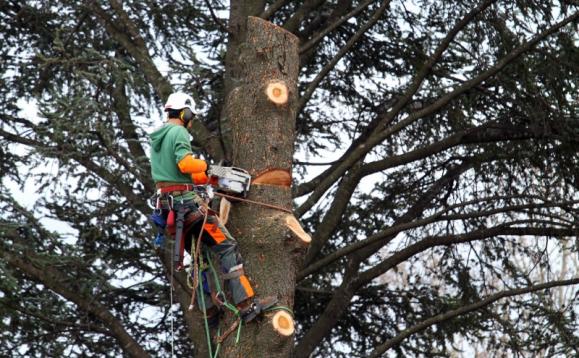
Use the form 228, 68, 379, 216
149, 92, 276, 325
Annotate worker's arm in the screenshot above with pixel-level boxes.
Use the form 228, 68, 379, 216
173, 126, 212, 185
177, 155, 207, 174
178, 154, 214, 185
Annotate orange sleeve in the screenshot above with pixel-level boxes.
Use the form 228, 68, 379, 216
178, 155, 207, 174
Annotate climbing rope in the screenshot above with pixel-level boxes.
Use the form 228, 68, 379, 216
205, 251, 243, 346
196, 249, 242, 358
197, 265, 215, 358
265, 305, 294, 316
214, 192, 293, 214
187, 206, 209, 310
169, 240, 175, 358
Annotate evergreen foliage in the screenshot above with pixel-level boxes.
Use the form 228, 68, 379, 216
1, 1, 578, 357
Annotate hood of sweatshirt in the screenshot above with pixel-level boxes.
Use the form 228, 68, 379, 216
149, 124, 178, 152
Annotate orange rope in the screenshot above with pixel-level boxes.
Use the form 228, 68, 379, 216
214, 192, 293, 214
215, 318, 241, 344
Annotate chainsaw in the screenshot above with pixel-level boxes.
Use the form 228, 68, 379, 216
207, 165, 251, 197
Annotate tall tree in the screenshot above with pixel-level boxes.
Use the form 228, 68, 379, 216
1, 1, 578, 357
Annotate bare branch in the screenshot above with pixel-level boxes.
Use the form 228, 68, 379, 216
299, 0, 375, 54
361, 120, 578, 176
297, 0, 392, 112
293, 10, 579, 210
203, 0, 230, 34
368, 278, 579, 357
302, 167, 362, 265
300, 199, 578, 280
358, 224, 577, 285
295, 121, 533, 216
300, 156, 484, 278
283, 0, 326, 33
2, 302, 111, 335
260, 0, 292, 19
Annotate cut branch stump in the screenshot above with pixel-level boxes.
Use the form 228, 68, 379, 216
271, 310, 295, 336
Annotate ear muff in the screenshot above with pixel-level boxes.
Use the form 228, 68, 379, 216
180, 108, 194, 123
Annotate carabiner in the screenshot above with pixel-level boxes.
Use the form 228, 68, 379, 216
147, 194, 157, 210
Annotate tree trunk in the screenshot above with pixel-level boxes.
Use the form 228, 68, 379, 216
220, 16, 300, 357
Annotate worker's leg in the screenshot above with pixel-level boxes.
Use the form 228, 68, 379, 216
201, 215, 255, 305
198, 214, 277, 323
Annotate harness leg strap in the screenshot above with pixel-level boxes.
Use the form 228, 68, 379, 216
221, 265, 245, 280
221, 264, 254, 303
174, 206, 187, 269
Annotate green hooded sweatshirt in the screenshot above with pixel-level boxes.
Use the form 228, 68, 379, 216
149, 124, 193, 183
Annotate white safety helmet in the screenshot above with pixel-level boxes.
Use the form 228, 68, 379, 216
164, 92, 197, 113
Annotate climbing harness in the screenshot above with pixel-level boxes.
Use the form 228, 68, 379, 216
150, 184, 295, 358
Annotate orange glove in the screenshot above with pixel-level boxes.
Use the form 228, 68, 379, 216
178, 155, 220, 185
192, 172, 219, 185
191, 172, 209, 185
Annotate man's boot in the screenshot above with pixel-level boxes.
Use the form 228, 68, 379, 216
238, 296, 278, 323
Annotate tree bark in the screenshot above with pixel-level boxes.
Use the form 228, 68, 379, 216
221, 16, 300, 357
221, 1, 267, 161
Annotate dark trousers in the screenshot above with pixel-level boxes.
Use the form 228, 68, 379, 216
163, 196, 254, 310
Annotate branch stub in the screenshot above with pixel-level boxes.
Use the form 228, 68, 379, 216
265, 81, 289, 105
285, 215, 311, 244
272, 310, 295, 336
